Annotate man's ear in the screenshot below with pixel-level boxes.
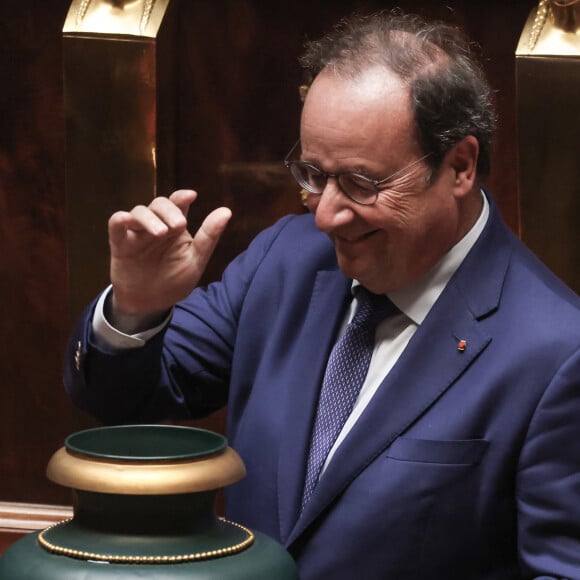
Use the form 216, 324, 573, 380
447, 135, 479, 196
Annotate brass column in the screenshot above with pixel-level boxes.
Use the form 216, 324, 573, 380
63, 0, 176, 321
516, 1, 580, 292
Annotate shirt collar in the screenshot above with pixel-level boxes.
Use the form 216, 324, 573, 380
354, 190, 489, 325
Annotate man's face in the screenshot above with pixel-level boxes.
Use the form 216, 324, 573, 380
301, 67, 465, 294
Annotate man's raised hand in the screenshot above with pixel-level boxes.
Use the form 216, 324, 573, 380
107, 189, 231, 332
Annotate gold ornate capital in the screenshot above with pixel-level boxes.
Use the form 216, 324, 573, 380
517, 0, 580, 55
63, 0, 170, 38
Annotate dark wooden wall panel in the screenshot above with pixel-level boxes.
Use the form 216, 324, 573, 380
0, 0, 535, 505
0, 0, 95, 505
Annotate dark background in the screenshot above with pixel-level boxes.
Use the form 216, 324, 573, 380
0, 0, 535, 505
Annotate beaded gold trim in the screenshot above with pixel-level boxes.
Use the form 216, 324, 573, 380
139, 0, 156, 34
528, 0, 550, 50
38, 517, 255, 564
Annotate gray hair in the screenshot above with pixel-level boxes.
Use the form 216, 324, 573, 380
300, 11, 496, 180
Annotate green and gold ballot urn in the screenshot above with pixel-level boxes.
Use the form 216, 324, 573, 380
0, 425, 299, 579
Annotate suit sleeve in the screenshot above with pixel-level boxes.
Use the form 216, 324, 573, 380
63, 215, 296, 425
517, 345, 580, 579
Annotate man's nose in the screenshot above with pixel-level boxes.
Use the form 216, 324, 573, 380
312, 178, 355, 233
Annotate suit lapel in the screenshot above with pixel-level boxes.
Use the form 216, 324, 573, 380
276, 269, 352, 542
287, 282, 492, 544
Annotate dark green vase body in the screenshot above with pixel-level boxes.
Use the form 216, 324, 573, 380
0, 425, 299, 579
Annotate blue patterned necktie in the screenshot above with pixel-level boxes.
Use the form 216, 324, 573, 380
302, 286, 397, 509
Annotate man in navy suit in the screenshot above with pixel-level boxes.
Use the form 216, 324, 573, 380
65, 11, 580, 579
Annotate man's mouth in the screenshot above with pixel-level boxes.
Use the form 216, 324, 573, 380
334, 230, 379, 245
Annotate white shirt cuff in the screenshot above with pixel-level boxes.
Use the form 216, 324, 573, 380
92, 287, 172, 350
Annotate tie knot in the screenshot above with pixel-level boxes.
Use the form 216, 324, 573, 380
352, 286, 397, 329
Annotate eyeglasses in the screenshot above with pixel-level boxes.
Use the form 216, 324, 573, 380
283, 139, 432, 206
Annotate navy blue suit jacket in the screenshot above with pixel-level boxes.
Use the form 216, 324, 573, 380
65, 193, 580, 579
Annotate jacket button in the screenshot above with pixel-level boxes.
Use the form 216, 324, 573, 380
74, 341, 82, 371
